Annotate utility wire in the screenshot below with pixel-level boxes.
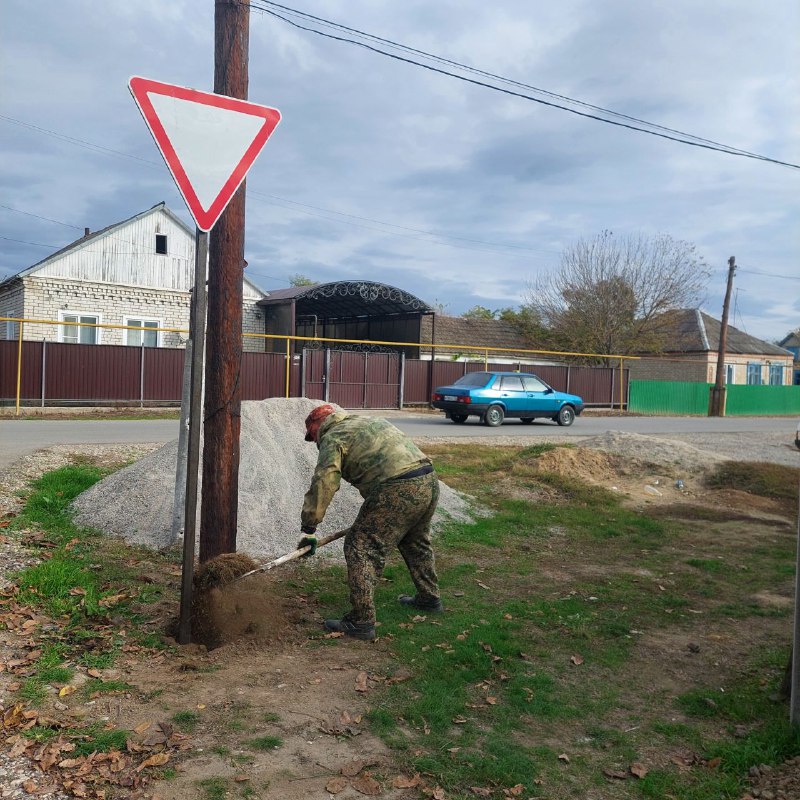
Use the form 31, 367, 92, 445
250, 1, 800, 170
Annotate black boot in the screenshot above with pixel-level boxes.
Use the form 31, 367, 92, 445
323, 618, 376, 641
398, 594, 444, 613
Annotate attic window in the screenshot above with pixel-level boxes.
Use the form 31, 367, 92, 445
155, 234, 168, 255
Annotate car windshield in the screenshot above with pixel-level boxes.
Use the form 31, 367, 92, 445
452, 372, 494, 388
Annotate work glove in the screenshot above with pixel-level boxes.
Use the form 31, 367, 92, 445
298, 525, 318, 557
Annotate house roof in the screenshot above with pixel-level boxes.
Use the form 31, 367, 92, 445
778, 330, 800, 348
421, 314, 540, 353
660, 309, 792, 357
0, 203, 265, 297
259, 281, 432, 319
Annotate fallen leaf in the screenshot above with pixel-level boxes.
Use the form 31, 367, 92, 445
87, 669, 102, 678
629, 762, 649, 779
470, 788, 492, 797
558, 753, 570, 763
133, 721, 153, 735
136, 752, 170, 772
58, 757, 85, 769
354, 672, 369, 693
706, 757, 721, 769
504, 785, 524, 797
324, 631, 345, 639
476, 581, 490, 590
452, 716, 467, 724
341, 759, 377, 777
58, 685, 76, 697
352, 775, 381, 795
570, 654, 585, 666
603, 768, 628, 780
393, 774, 421, 789
233, 774, 249, 782
485, 696, 498, 705
326, 776, 350, 794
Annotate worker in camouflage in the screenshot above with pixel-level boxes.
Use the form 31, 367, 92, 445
299, 404, 442, 640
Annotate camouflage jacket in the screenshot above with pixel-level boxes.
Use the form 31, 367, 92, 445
301, 412, 430, 528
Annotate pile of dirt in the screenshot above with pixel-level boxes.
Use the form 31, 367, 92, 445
577, 431, 729, 474
533, 447, 621, 484
70, 398, 479, 561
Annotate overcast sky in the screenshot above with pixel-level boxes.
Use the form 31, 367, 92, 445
2, 1, 798, 342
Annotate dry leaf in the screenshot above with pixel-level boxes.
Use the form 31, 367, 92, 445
58, 757, 85, 769
133, 721, 153, 735
470, 788, 492, 797
233, 774, 249, 782
324, 631, 345, 639
393, 774, 421, 789
504, 785, 524, 797
432, 788, 446, 799
570, 655, 585, 666
326, 776, 350, 794
354, 672, 369, 693
558, 753, 570, 763
706, 757, 721, 769
136, 752, 170, 772
485, 696, 498, 705
352, 775, 381, 795
603, 768, 628, 780
340, 759, 370, 777
629, 763, 649, 779
452, 716, 467, 724
58, 685, 76, 697
87, 669, 102, 678
476, 581, 490, 589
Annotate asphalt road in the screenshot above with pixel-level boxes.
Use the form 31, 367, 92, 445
1, 412, 797, 472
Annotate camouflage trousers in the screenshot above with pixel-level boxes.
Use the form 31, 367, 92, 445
343, 472, 440, 625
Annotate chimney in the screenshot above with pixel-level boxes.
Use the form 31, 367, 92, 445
84, 228, 90, 237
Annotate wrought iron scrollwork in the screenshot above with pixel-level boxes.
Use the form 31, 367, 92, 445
303, 281, 430, 312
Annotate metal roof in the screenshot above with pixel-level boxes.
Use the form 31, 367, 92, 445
259, 280, 433, 319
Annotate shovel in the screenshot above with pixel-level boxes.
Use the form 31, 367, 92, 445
208, 527, 350, 589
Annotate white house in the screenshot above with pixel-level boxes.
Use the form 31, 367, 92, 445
0, 203, 266, 351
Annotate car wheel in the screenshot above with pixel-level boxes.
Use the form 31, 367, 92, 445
556, 405, 575, 426
520, 417, 534, 425
450, 413, 468, 424
483, 405, 505, 427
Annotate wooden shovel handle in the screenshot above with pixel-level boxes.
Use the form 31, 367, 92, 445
231, 527, 349, 583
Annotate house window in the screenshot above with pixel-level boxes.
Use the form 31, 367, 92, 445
724, 364, 735, 384
768, 364, 783, 385
125, 318, 160, 347
155, 234, 168, 255
59, 312, 100, 344
746, 362, 762, 385
5, 321, 19, 340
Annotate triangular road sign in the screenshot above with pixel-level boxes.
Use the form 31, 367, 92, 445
129, 76, 281, 231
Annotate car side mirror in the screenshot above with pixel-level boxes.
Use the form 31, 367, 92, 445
545, 387, 553, 394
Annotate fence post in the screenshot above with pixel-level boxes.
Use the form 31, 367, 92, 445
300, 347, 306, 398
619, 358, 624, 411
566, 365, 571, 394
285, 337, 291, 398
324, 348, 331, 403
140, 342, 145, 408
398, 352, 405, 409
363, 352, 368, 409
41, 339, 46, 408
15, 320, 24, 416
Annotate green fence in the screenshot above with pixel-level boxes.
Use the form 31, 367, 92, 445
629, 381, 800, 416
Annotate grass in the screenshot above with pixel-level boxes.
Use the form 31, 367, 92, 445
7, 444, 799, 800
315, 443, 799, 799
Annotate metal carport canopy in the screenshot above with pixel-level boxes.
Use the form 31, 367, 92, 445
258, 280, 433, 320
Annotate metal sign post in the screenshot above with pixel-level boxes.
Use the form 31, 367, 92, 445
177, 230, 209, 644
790, 478, 800, 725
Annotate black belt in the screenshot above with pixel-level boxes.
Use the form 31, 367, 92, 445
390, 464, 434, 481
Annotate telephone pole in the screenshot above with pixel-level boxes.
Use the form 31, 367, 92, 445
709, 256, 736, 417
200, 0, 250, 562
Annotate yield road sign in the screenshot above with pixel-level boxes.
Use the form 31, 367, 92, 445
129, 76, 281, 231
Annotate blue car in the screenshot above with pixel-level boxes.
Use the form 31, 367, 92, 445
431, 371, 584, 427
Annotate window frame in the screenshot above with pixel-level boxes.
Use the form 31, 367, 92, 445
58, 310, 102, 345
745, 362, 763, 386
768, 364, 783, 386
724, 363, 735, 384
123, 316, 162, 348
155, 233, 168, 255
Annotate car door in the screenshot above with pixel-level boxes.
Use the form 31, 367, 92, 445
522, 375, 559, 415
498, 375, 526, 415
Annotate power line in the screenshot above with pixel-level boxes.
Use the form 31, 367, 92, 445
250, 1, 800, 170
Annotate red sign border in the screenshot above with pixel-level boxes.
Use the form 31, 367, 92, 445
129, 76, 281, 231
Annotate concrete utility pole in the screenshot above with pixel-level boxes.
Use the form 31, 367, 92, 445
709, 256, 736, 417
200, 0, 250, 562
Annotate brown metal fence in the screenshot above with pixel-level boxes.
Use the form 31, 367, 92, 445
1, 339, 628, 409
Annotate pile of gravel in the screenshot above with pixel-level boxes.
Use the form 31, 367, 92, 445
577, 430, 729, 473
71, 398, 478, 561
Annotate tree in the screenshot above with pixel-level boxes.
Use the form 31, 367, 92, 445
289, 274, 317, 287
461, 305, 496, 320
524, 230, 709, 362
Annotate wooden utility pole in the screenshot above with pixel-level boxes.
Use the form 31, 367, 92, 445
709, 256, 736, 417
200, 0, 250, 562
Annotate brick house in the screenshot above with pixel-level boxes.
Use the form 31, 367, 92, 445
628, 309, 794, 385
0, 203, 266, 351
